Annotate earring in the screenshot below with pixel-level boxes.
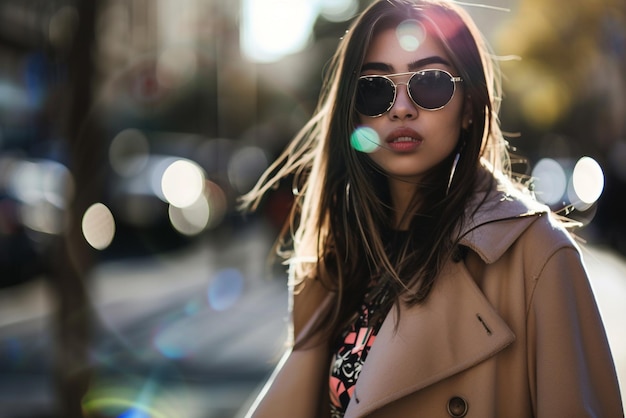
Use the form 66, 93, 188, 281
345, 181, 351, 211
446, 151, 461, 196
447, 136, 466, 196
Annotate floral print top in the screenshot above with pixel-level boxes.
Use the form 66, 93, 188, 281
329, 280, 390, 417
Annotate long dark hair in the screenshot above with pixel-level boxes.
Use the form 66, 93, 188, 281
239, 0, 510, 347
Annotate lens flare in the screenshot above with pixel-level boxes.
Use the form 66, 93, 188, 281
118, 408, 150, 418
82, 375, 189, 418
572, 156, 604, 205
82, 379, 174, 418
396, 20, 425, 52
531, 158, 567, 206
154, 334, 186, 360
82, 398, 170, 418
207, 268, 244, 311
184, 299, 202, 316
152, 308, 201, 360
350, 127, 380, 153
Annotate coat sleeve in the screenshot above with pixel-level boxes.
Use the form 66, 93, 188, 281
243, 272, 332, 418
527, 244, 624, 417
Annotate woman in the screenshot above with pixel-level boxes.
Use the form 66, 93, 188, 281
239, 0, 623, 416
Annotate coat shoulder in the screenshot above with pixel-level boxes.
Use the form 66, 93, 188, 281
516, 211, 583, 266
461, 168, 581, 265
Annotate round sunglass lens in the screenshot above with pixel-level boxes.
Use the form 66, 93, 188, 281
409, 70, 455, 110
356, 76, 395, 116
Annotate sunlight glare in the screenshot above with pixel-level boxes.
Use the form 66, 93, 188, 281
241, 0, 318, 62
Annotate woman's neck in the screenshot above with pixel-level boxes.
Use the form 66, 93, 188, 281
388, 178, 421, 230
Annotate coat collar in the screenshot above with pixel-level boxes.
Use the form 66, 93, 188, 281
345, 257, 516, 417
458, 165, 550, 264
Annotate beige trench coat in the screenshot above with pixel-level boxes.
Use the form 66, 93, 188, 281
245, 175, 624, 418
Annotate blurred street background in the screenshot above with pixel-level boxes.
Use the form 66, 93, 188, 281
0, 0, 624, 417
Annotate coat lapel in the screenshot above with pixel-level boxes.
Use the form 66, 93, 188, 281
345, 259, 515, 417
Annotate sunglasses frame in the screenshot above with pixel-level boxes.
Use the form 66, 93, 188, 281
356, 69, 463, 117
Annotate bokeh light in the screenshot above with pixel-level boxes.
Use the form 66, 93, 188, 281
532, 156, 605, 213
240, 0, 318, 62
227, 145, 269, 194
19, 200, 64, 235
571, 156, 604, 206
168, 194, 209, 236
207, 268, 244, 311
7, 159, 74, 234
203, 180, 227, 229
82, 203, 116, 250
9, 159, 73, 208
109, 129, 150, 177
319, 0, 358, 22
160, 159, 205, 208
350, 127, 380, 153
531, 158, 567, 205
396, 20, 425, 52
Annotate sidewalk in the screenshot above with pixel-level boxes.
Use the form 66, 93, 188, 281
580, 244, 626, 404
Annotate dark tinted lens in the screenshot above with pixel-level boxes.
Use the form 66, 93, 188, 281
355, 76, 395, 116
408, 70, 455, 110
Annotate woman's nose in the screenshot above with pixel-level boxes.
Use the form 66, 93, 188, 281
388, 84, 418, 120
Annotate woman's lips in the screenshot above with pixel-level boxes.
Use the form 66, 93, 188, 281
385, 128, 423, 152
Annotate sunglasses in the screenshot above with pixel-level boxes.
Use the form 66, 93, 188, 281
355, 69, 463, 117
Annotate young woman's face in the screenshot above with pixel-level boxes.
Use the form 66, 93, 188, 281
357, 26, 470, 185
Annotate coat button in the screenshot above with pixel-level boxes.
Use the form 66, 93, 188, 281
447, 396, 468, 417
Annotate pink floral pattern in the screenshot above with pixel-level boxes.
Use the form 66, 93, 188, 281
329, 287, 387, 417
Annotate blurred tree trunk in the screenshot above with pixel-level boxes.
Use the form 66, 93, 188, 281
48, 0, 102, 416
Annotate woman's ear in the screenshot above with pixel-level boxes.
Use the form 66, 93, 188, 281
462, 96, 473, 130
